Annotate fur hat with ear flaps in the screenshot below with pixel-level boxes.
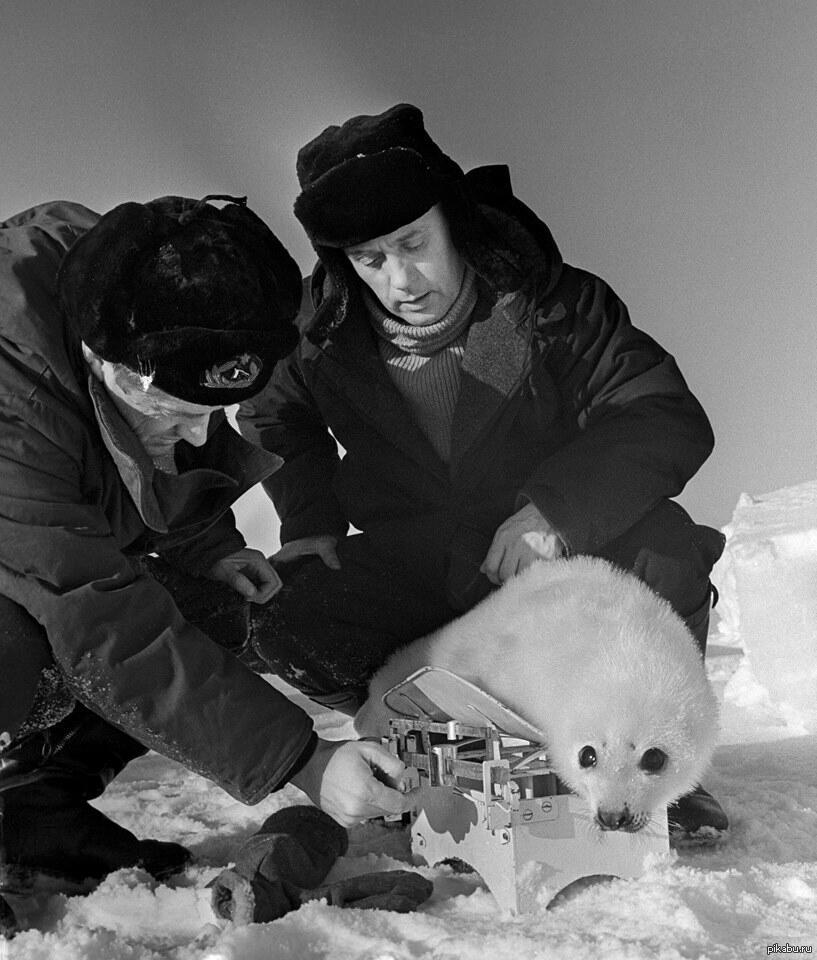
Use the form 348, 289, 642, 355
293, 104, 559, 344
58, 195, 303, 405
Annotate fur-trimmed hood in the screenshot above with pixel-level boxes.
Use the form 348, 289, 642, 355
303, 165, 564, 345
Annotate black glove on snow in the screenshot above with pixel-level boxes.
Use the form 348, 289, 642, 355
210, 805, 433, 925
211, 805, 346, 924
306, 869, 433, 913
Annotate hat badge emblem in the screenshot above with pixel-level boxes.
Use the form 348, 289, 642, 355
201, 353, 262, 389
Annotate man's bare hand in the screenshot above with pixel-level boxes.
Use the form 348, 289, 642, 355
273, 535, 341, 570
480, 502, 565, 586
290, 739, 413, 827
208, 548, 282, 603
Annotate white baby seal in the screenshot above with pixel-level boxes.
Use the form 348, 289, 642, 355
355, 556, 719, 832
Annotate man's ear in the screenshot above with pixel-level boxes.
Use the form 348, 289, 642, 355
81, 341, 105, 381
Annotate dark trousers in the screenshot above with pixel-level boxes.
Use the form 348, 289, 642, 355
0, 567, 254, 878
251, 499, 725, 708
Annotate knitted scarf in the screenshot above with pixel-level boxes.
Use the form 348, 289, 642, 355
364, 266, 477, 461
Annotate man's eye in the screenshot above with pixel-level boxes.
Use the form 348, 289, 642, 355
360, 255, 383, 268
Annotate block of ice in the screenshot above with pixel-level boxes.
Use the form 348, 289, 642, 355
712, 481, 817, 732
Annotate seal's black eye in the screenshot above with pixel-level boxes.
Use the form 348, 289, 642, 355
639, 748, 667, 774
578, 746, 597, 768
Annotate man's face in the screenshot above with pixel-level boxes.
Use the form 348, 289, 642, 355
345, 204, 465, 326
86, 351, 223, 458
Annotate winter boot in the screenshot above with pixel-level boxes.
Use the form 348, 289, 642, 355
0, 706, 190, 894
669, 589, 728, 845
668, 785, 729, 846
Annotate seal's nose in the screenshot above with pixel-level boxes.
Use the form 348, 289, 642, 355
596, 807, 633, 831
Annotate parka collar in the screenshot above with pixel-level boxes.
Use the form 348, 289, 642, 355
302, 276, 535, 484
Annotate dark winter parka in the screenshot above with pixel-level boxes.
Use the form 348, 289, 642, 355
239, 167, 714, 611
0, 202, 312, 802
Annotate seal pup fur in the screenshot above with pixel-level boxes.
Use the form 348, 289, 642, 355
355, 556, 719, 832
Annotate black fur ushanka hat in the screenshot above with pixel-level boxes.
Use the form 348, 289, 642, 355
293, 104, 546, 343
58, 194, 303, 405
294, 103, 464, 249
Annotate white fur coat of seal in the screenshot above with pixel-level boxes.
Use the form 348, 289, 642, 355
355, 556, 719, 832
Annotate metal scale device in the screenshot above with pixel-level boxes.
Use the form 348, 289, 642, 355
381, 666, 669, 912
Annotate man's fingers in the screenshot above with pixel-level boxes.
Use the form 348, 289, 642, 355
229, 571, 259, 600
247, 563, 282, 603
357, 742, 415, 812
271, 542, 301, 563
317, 542, 341, 570
358, 740, 406, 780
480, 540, 504, 585
365, 780, 413, 817
248, 578, 281, 604
497, 543, 522, 584
272, 536, 340, 569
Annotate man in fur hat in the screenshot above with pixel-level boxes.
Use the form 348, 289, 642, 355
0, 195, 411, 927
239, 104, 729, 840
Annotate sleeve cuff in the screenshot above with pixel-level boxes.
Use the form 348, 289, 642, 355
278, 730, 319, 787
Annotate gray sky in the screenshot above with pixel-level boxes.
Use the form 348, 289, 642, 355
2, 0, 815, 528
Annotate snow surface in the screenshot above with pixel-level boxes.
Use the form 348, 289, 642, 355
713, 481, 817, 732
5, 488, 817, 959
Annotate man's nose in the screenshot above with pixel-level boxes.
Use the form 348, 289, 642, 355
178, 416, 210, 446
387, 257, 413, 291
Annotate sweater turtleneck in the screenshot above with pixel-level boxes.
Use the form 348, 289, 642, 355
363, 266, 478, 461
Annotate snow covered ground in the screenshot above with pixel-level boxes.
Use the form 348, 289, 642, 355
5, 488, 817, 959
6, 641, 816, 958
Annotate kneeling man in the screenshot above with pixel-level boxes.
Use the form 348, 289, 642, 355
239, 105, 729, 840
0, 195, 410, 915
